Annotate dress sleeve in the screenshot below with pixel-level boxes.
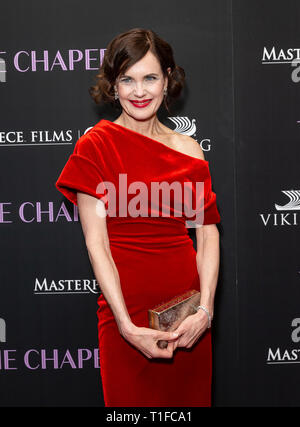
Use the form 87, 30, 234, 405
55, 134, 107, 206
202, 172, 221, 225
185, 164, 221, 228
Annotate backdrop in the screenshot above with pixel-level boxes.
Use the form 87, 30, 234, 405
0, 0, 299, 407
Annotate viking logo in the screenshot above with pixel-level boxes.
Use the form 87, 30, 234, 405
275, 190, 300, 210
0, 318, 6, 342
168, 116, 196, 136
0, 54, 6, 83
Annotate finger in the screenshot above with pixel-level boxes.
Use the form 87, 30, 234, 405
168, 341, 175, 352
153, 343, 174, 359
172, 341, 178, 351
141, 350, 152, 359
175, 337, 184, 347
157, 348, 173, 359
167, 327, 183, 340
142, 348, 153, 358
158, 331, 180, 341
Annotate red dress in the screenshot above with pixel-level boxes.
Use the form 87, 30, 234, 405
55, 119, 221, 407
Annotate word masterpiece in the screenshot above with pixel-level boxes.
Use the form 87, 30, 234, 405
94, 174, 205, 228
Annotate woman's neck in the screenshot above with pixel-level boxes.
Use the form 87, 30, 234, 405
114, 113, 166, 138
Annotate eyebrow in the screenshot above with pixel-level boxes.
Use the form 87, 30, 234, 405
120, 73, 159, 78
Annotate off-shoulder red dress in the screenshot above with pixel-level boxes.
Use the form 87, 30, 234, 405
55, 119, 221, 407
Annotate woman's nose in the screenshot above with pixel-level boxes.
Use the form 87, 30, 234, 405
133, 81, 146, 97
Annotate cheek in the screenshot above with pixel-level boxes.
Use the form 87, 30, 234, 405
118, 85, 131, 98
117, 82, 164, 99
148, 82, 164, 97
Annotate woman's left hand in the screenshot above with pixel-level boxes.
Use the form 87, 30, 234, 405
171, 310, 209, 350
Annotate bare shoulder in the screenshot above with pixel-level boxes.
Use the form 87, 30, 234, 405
171, 132, 206, 161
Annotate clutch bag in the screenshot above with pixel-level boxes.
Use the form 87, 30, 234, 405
148, 289, 201, 349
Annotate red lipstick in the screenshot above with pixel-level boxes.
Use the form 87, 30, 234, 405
129, 99, 152, 108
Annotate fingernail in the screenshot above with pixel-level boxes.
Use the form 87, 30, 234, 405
173, 332, 178, 337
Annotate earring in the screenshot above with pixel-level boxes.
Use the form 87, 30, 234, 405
114, 90, 119, 100
163, 88, 167, 97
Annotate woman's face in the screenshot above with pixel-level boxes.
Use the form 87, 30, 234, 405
115, 50, 170, 121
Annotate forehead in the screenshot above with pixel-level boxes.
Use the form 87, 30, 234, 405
123, 51, 162, 75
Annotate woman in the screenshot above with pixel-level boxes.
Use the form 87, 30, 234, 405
55, 28, 221, 407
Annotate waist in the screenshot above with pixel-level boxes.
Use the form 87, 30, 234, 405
107, 216, 193, 250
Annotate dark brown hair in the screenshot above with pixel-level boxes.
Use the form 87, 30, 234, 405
89, 28, 185, 113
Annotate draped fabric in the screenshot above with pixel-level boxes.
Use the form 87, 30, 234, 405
55, 119, 221, 406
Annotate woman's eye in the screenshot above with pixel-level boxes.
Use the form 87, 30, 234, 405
120, 77, 132, 83
119, 76, 157, 83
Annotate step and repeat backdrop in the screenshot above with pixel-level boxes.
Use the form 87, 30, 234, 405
230, 1, 300, 406
0, 0, 299, 407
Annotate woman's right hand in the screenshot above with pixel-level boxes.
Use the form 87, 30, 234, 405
120, 323, 179, 359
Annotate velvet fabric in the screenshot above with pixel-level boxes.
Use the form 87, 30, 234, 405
55, 119, 221, 407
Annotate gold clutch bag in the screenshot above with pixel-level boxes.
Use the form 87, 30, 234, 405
148, 289, 201, 349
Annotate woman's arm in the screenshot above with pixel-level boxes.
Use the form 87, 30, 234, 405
171, 224, 220, 349
77, 191, 179, 358
195, 224, 220, 322
77, 191, 133, 335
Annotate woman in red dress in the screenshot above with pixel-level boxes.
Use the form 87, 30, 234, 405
55, 28, 221, 407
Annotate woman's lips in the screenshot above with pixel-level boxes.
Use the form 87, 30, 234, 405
129, 99, 152, 108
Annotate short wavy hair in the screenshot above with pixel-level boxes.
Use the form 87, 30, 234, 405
89, 28, 185, 113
